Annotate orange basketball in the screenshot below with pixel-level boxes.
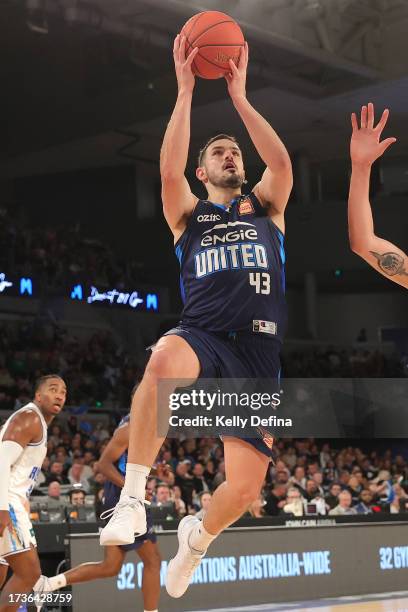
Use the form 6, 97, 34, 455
180, 11, 245, 80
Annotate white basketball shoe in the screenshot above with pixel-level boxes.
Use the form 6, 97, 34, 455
99, 495, 148, 546
166, 515, 206, 598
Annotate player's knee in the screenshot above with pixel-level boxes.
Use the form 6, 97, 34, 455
145, 348, 179, 381
143, 550, 162, 572
230, 482, 260, 509
101, 561, 122, 578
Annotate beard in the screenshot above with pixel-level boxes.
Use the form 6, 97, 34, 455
206, 169, 245, 189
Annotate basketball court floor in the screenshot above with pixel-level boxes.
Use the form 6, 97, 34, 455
197, 592, 408, 612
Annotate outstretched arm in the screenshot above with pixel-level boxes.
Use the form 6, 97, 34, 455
160, 35, 199, 239
348, 103, 408, 288
225, 43, 292, 228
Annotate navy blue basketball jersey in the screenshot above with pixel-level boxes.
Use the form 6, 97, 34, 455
103, 414, 129, 506
175, 192, 287, 342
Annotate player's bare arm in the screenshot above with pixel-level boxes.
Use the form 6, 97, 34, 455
348, 103, 408, 288
225, 42, 293, 231
97, 424, 129, 489
160, 35, 199, 241
0, 411, 43, 536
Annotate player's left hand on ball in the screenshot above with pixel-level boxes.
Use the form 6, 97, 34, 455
225, 41, 248, 100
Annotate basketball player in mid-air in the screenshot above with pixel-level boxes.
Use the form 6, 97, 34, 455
348, 102, 408, 288
100, 34, 292, 598
0, 375, 67, 611
34, 406, 161, 612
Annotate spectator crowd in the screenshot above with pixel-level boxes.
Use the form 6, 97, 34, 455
0, 203, 152, 295
0, 319, 144, 411
1, 318, 406, 415
21, 414, 408, 521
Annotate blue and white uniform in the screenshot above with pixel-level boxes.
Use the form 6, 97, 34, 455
0, 403, 47, 559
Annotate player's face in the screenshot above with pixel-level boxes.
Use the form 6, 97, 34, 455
36, 378, 67, 417
199, 139, 245, 189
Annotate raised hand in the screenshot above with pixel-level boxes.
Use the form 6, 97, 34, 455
350, 102, 396, 167
173, 34, 198, 94
225, 41, 248, 101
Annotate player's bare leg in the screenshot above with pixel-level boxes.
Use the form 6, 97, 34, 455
202, 437, 269, 533
35, 542, 161, 610
36, 545, 126, 592
0, 564, 7, 590
137, 540, 161, 612
0, 548, 41, 612
166, 438, 269, 598
127, 335, 200, 466
100, 334, 200, 546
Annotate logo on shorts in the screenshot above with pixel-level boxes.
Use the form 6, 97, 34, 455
238, 197, 254, 216
258, 427, 274, 450
253, 320, 277, 335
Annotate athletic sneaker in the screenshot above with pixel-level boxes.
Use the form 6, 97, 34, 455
33, 575, 53, 612
166, 515, 206, 598
99, 495, 147, 545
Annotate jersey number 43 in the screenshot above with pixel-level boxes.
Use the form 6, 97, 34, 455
249, 272, 271, 294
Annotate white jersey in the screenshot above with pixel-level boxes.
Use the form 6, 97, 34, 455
0, 402, 47, 505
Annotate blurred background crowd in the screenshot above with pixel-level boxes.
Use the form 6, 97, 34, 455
27, 415, 408, 522
1, 317, 406, 415
0, 204, 152, 292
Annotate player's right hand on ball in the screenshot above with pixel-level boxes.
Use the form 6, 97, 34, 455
173, 34, 198, 93
0, 510, 11, 537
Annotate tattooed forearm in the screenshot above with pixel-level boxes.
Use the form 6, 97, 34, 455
370, 251, 408, 277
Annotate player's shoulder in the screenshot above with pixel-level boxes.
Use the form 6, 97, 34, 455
21, 402, 43, 420
3, 404, 43, 435
12, 402, 40, 420
247, 190, 285, 235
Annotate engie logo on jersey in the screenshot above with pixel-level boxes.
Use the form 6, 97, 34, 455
238, 197, 254, 216
201, 221, 257, 247
195, 221, 268, 278
197, 214, 221, 222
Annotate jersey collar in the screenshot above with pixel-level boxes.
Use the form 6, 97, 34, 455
205, 194, 245, 211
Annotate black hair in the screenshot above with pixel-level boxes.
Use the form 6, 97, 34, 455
33, 374, 64, 394
197, 133, 240, 167
69, 488, 86, 502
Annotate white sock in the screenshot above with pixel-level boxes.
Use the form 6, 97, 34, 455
34, 573, 67, 592
48, 573, 67, 591
188, 521, 217, 553
144, 609, 158, 612
122, 463, 150, 499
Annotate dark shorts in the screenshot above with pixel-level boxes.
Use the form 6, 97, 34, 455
102, 492, 156, 551
164, 324, 281, 458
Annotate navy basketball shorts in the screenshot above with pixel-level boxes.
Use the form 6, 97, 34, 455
164, 325, 282, 458
101, 497, 156, 551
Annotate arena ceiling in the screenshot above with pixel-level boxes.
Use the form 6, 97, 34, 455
1, 0, 408, 178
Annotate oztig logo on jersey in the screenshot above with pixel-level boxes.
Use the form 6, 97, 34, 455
197, 214, 221, 222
